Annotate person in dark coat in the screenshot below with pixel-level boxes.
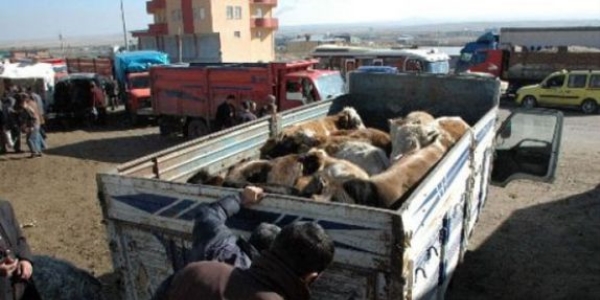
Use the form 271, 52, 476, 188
165, 219, 335, 300
214, 95, 237, 131
0, 200, 40, 300
151, 186, 281, 300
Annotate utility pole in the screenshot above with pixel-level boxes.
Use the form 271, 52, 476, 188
120, 0, 129, 51
178, 26, 183, 63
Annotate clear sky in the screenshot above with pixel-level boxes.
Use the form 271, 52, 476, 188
0, 0, 598, 41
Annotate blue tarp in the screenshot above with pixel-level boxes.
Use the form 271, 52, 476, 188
114, 50, 169, 84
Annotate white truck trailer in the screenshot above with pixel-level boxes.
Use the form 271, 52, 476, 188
97, 72, 563, 300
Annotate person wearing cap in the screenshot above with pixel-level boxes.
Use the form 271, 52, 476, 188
151, 186, 282, 300
0, 200, 40, 299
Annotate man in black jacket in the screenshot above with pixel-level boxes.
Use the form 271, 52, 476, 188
214, 95, 237, 131
152, 186, 281, 300
0, 200, 39, 300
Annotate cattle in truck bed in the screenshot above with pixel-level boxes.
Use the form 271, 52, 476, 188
187, 108, 471, 210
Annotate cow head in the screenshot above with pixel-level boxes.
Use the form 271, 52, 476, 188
336, 107, 366, 130
389, 121, 440, 162
298, 148, 328, 175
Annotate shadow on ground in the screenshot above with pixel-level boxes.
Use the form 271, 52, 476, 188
44, 133, 181, 164
447, 186, 600, 300
46, 109, 157, 134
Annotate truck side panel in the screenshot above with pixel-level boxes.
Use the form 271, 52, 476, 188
506, 51, 600, 82
151, 67, 210, 119
65, 58, 113, 78
98, 174, 398, 300
151, 65, 275, 120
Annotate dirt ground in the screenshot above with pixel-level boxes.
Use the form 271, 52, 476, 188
1, 106, 599, 299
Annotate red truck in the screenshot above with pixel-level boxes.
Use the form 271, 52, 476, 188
151, 60, 345, 138
456, 27, 600, 95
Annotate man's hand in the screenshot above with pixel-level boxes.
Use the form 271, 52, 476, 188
0, 256, 19, 278
16, 260, 33, 280
240, 186, 264, 207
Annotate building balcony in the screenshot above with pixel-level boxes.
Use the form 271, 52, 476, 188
148, 23, 168, 35
250, 0, 278, 6
146, 0, 166, 14
251, 18, 279, 30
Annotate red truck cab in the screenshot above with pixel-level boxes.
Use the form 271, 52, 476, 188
125, 71, 152, 121
151, 60, 345, 138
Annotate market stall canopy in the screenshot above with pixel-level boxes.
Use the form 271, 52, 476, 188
0, 62, 56, 90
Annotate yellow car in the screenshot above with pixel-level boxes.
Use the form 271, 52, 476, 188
515, 70, 600, 114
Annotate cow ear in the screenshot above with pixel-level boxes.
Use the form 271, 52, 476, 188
427, 130, 440, 142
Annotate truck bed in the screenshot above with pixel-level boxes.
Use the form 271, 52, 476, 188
98, 73, 500, 300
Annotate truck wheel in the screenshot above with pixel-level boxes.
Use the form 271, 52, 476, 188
187, 119, 209, 139
521, 96, 537, 109
581, 99, 598, 114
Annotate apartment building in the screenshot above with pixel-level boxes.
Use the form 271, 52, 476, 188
133, 0, 278, 62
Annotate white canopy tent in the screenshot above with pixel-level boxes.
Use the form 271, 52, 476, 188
0, 62, 56, 105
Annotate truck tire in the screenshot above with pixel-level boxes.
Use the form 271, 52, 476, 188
521, 96, 537, 109
186, 119, 209, 139
581, 99, 598, 114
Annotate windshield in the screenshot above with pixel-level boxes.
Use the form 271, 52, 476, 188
129, 76, 150, 89
460, 52, 473, 62
424, 61, 450, 74
313, 73, 345, 100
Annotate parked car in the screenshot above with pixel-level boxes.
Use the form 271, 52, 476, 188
515, 70, 600, 114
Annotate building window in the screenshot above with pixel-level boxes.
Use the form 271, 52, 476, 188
255, 30, 263, 38
234, 6, 242, 19
193, 7, 205, 20
226, 6, 234, 20
255, 8, 263, 18
171, 9, 182, 22
234, 31, 241, 38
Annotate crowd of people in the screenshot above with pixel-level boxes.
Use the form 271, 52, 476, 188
214, 94, 279, 131
0, 86, 47, 158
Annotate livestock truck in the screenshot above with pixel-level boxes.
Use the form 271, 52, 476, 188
150, 60, 345, 138
113, 51, 170, 123
97, 72, 564, 300
455, 26, 600, 95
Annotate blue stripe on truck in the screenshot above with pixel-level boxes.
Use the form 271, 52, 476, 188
415, 119, 495, 231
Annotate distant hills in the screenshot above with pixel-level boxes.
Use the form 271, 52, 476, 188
1, 19, 598, 49
277, 19, 600, 35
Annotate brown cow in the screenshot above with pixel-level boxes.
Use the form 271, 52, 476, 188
435, 116, 471, 147
343, 136, 448, 209
261, 107, 366, 158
